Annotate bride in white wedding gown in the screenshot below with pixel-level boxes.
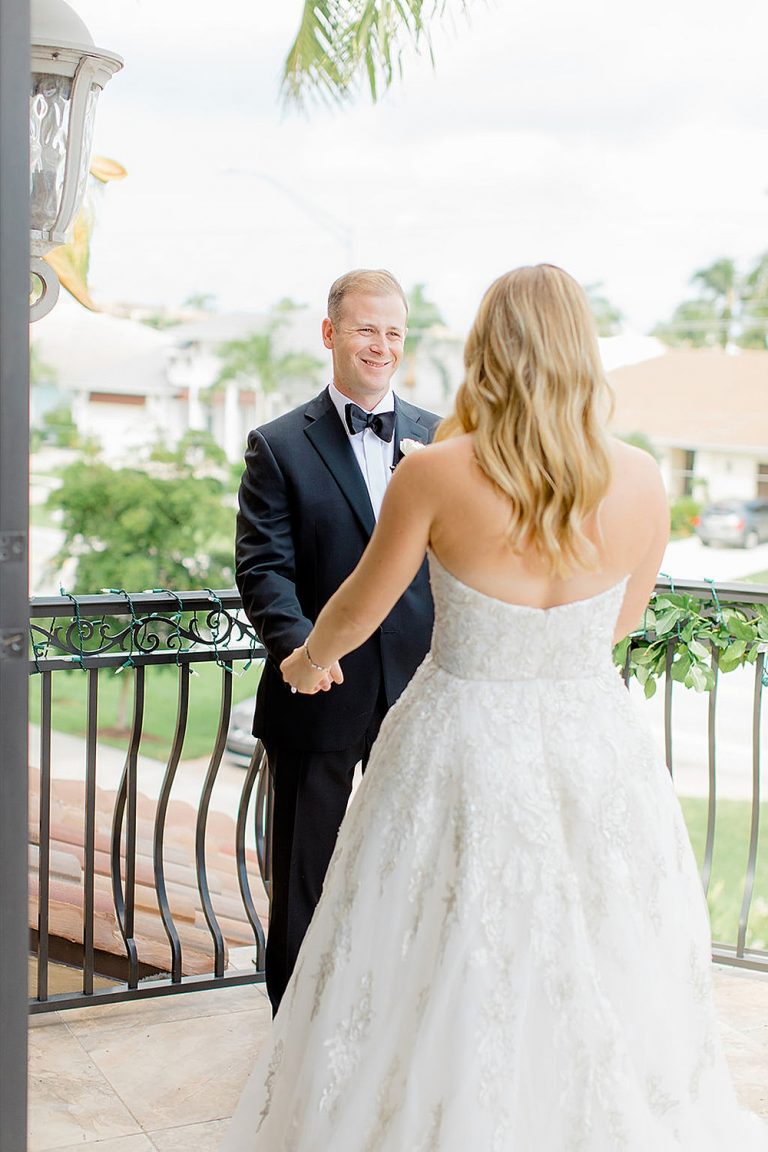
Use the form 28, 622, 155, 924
222, 265, 767, 1151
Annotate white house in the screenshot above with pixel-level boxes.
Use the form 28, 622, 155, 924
32, 294, 184, 461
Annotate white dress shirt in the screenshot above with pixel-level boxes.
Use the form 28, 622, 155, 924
328, 382, 395, 521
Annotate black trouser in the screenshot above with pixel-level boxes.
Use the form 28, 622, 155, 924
263, 694, 387, 1015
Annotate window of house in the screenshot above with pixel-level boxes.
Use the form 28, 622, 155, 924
757, 462, 768, 498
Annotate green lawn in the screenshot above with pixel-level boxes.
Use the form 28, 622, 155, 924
679, 796, 768, 951
29, 659, 261, 761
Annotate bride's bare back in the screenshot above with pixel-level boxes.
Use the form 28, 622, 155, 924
423, 432, 668, 641
292, 430, 669, 681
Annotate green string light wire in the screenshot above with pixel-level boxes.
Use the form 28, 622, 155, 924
29, 611, 56, 674
58, 587, 87, 669
144, 588, 186, 667
102, 588, 138, 675
239, 627, 259, 677
656, 570, 683, 642
203, 588, 233, 674
703, 576, 723, 624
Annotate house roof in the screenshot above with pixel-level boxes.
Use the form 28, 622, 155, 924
170, 311, 270, 344
607, 347, 768, 453
32, 293, 173, 396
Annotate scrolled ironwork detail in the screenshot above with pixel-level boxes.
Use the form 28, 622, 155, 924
29, 591, 261, 671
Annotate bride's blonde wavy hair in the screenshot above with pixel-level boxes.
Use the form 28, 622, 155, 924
436, 264, 614, 575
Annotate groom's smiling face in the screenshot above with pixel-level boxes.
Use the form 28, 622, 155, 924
322, 292, 407, 409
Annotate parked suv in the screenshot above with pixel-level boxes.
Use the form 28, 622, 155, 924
694, 499, 768, 548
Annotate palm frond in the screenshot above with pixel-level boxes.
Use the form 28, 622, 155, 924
282, 0, 473, 109
282, 1, 358, 109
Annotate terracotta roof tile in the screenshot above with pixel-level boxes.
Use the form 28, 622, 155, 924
608, 348, 768, 451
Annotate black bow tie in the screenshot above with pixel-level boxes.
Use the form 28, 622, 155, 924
344, 403, 396, 443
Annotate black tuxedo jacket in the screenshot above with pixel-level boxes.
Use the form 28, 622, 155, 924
235, 388, 441, 752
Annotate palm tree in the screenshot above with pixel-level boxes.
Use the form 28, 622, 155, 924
652, 299, 723, 349
283, 0, 474, 107
402, 283, 453, 395
217, 336, 322, 399
216, 305, 324, 407
653, 257, 752, 349
584, 282, 623, 337
690, 258, 738, 348
739, 251, 768, 349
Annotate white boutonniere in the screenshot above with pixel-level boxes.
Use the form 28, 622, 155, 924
399, 437, 426, 456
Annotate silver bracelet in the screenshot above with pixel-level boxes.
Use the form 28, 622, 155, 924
304, 641, 330, 673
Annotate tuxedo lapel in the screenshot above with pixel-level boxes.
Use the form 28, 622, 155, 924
392, 395, 432, 467
304, 392, 376, 536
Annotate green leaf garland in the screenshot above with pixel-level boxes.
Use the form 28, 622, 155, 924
614, 590, 768, 699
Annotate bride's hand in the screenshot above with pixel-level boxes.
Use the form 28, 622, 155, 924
280, 647, 344, 695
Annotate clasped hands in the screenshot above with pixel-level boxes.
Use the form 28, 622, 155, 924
280, 644, 344, 695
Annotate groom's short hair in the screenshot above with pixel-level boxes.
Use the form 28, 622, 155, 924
327, 269, 409, 325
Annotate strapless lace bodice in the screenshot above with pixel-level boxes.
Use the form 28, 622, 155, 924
428, 553, 626, 682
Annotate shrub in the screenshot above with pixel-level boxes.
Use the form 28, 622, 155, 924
669, 496, 702, 538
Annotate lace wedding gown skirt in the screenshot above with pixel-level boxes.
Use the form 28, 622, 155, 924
222, 556, 767, 1151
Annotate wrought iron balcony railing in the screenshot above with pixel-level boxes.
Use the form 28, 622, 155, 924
27, 578, 768, 1015
28, 589, 270, 1013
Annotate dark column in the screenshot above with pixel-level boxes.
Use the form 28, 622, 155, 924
0, 0, 30, 1149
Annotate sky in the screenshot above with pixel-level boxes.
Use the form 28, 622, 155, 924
68, 0, 768, 337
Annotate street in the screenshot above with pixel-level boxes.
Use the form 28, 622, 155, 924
661, 536, 768, 585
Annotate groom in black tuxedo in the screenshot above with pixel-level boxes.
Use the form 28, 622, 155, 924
235, 269, 440, 1011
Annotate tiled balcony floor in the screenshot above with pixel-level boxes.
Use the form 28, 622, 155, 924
29, 963, 768, 1151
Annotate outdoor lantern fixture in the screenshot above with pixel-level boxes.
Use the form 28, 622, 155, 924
30, 0, 122, 321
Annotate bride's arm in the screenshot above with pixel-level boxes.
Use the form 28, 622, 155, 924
281, 450, 435, 692
612, 454, 670, 643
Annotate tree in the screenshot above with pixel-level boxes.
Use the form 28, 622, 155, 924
48, 457, 234, 595
182, 292, 217, 313
215, 304, 324, 399
618, 432, 657, 459
30, 344, 56, 386
47, 444, 237, 730
584, 282, 623, 337
402, 283, 451, 394
690, 257, 737, 348
283, 0, 474, 107
39, 404, 79, 449
739, 251, 768, 350
139, 311, 184, 331
30, 346, 61, 452
652, 253, 768, 349
652, 299, 723, 348
149, 428, 228, 471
